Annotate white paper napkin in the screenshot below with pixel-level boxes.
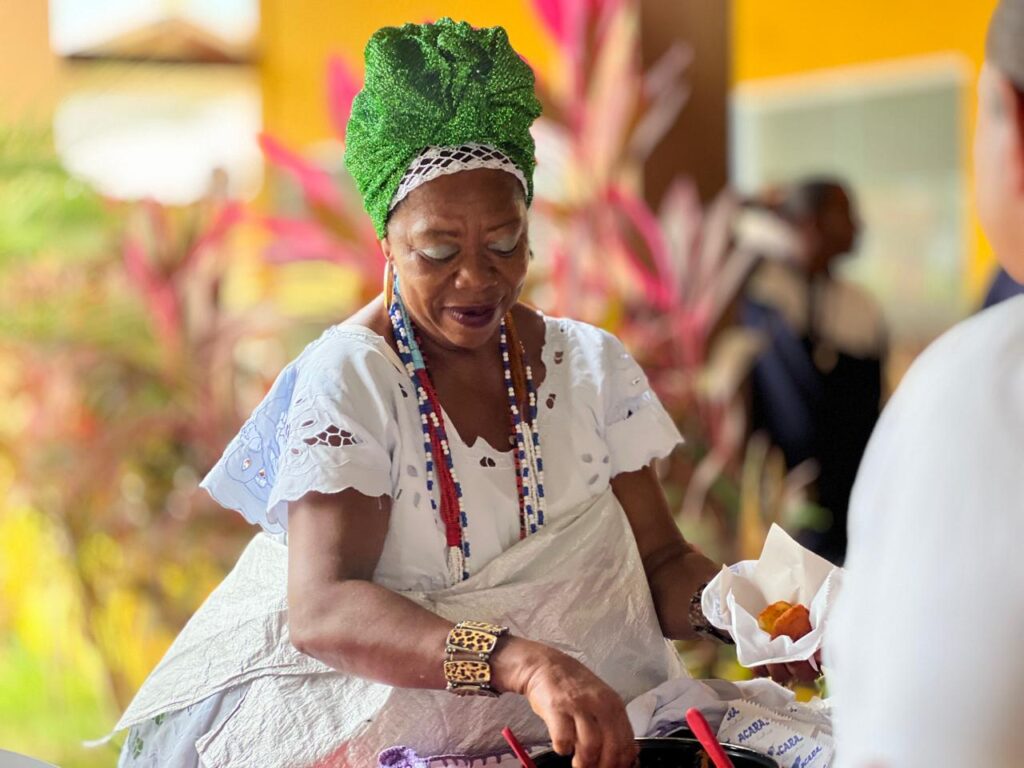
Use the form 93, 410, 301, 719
702, 524, 844, 667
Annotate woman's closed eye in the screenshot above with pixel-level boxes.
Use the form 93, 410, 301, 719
488, 235, 521, 255
417, 244, 460, 261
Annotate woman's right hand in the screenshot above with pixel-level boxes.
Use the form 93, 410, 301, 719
492, 638, 638, 768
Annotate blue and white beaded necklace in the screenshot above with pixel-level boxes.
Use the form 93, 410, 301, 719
387, 277, 545, 583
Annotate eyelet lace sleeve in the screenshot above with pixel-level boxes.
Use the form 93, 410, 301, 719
601, 333, 683, 476
200, 330, 395, 533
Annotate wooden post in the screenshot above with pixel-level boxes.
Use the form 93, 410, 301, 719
640, 0, 731, 205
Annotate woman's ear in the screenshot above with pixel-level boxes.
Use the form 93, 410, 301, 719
992, 71, 1024, 194
1010, 83, 1024, 195
380, 237, 392, 260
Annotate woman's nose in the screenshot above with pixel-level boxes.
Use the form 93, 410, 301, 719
453, 249, 498, 291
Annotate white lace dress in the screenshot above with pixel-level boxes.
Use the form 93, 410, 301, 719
115, 314, 685, 767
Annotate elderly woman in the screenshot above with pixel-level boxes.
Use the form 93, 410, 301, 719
114, 20, 761, 768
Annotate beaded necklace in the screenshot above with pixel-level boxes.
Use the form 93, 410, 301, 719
388, 278, 545, 583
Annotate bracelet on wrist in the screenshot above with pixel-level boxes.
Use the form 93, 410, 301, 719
689, 582, 734, 645
443, 620, 510, 697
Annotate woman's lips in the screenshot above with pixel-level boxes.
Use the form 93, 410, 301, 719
445, 305, 499, 328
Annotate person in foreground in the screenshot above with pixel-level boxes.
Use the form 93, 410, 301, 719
828, 1, 1024, 765
111, 19, 816, 768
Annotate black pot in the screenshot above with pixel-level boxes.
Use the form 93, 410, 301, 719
530, 736, 778, 767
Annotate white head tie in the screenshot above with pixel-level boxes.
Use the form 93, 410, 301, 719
389, 143, 528, 212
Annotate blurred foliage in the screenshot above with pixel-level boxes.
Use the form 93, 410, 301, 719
0, 127, 295, 765
0, 127, 112, 266
0, 469, 120, 767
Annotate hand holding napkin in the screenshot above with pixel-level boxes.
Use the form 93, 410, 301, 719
701, 525, 843, 668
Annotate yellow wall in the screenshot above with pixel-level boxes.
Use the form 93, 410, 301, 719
732, 0, 1000, 299
733, 0, 995, 82
259, 0, 555, 147
0, 1, 59, 123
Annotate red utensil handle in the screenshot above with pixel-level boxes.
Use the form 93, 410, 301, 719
502, 726, 538, 768
686, 707, 735, 768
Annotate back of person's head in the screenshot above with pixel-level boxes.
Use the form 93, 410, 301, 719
775, 178, 859, 272
977, 0, 1024, 280
776, 178, 848, 224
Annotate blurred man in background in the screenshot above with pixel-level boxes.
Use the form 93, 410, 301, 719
740, 179, 886, 564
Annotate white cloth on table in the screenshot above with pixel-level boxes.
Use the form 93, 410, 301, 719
112, 314, 685, 766
828, 295, 1024, 768
115, 489, 684, 766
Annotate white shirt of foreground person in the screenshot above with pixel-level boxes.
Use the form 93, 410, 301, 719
828, 294, 1024, 767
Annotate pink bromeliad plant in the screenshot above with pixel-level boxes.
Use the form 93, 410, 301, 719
527, 0, 795, 552
0, 162, 282, 709
256, 57, 383, 303
527, 0, 692, 317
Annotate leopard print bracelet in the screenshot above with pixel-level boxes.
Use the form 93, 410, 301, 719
444, 621, 509, 697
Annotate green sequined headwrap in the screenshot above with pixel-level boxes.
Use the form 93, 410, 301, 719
344, 18, 542, 237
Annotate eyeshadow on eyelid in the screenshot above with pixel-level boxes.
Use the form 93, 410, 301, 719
421, 246, 458, 260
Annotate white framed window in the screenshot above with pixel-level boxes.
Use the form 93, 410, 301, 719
731, 55, 972, 338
